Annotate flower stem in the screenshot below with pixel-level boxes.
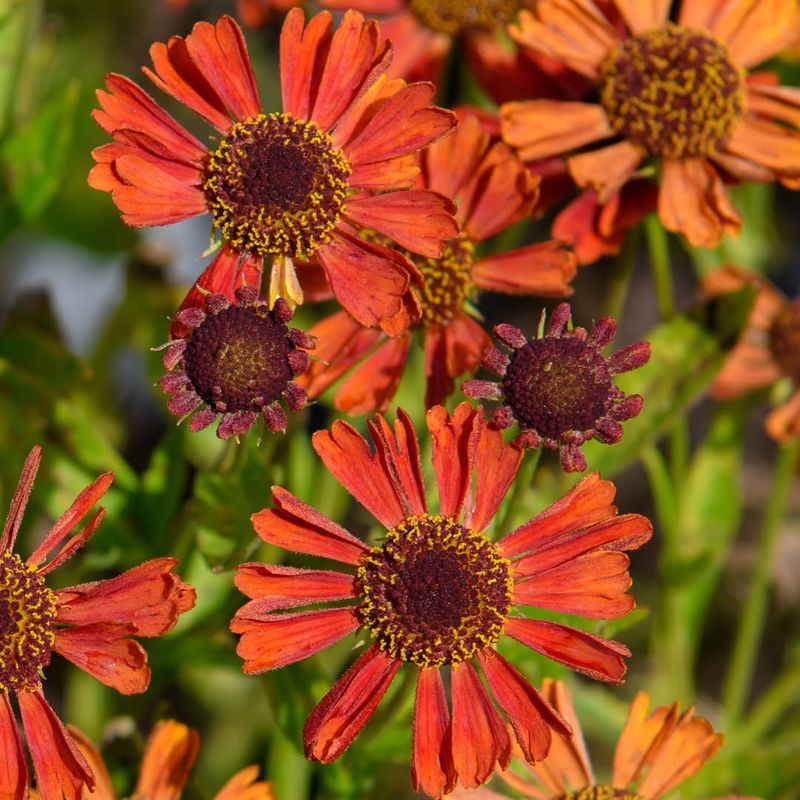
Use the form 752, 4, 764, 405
499, 446, 542, 534
722, 439, 799, 729
267, 729, 312, 800
604, 224, 641, 320
644, 213, 674, 320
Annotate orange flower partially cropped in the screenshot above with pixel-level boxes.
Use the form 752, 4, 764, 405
231, 403, 651, 796
69, 719, 273, 800
165, 0, 300, 29
501, 0, 800, 248
704, 265, 800, 442
89, 11, 457, 336
489, 680, 723, 800
300, 114, 577, 412
0, 447, 195, 800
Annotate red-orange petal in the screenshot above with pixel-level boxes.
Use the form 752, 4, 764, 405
345, 190, 457, 258
66, 726, 115, 800
55, 557, 195, 636
312, 419, 408, 527
252, 486, 369, 564
1, 445, 42, 554
412, 668, 455, 798
498, 472, 617, 558
450, 660, 512, 789
135, 720, 200, 800
479, 649, 570, 763
472, 242, 576, 296
505, 618, 630, 684
17, 689, 94, 800
514, 550, 636, 619
231, 607, 359, 673
36, 508, 105, 577
234, 563, 354, 607
0, 694, 26, 800
567, 140, 642, 202
53, 623, 150, 694
465, 425, 522, 534
427, 402, 479, 519
422, 114, 489, 202
303, 646, 400, 762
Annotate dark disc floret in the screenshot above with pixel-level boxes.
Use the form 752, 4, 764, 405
158, 287, 315, 440
355, 514, 513, 668
463, 303, 650, 472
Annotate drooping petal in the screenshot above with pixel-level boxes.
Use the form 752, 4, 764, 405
53, 623, 150, 694
17, 689, 94, 800
231, 607, 359, 673
479, 650, 570, 764
0, 694, 27, 800
303, 646, 400, 762
505, 618, 630, 683
412, 668, 455, 798
252, 487, 369, 565
55, 557, 195, 636
66, 726, 115, 800
1, 445, 42, 553
135, 720, 200, 800
472, 242, 576, 296
312, 419, 408, 527
427, 403, 479, 519
450, 660, 512, 789
497, 472, 617, 558
234, 563, 355, 608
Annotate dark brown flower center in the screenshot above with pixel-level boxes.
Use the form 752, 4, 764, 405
355, 514, 512, 668
560, 787, 643, 800
769, 303, 800, 382
416, 238, 475, 327
503, 337, 612, 439
600, 24, 744, 159
183, 304, 294, 413
409, 0, 517, 35
203, 113, 351, 258
0, 550, 57, 694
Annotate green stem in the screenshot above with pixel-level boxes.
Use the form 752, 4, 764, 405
604, 224, 641, 320
499, 446, 542, 534
267, 730, 312, 800
641, 445, 678, 540
722, 439, 800, 729
644, 213, 674, 320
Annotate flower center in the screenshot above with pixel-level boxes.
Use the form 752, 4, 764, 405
409, 0, 517, 35
503, 337, 612, 439
599, 24, 744, 159
182, 303, 295, 413
560, 787, 643, 800
415, 238, 475, 327
769, 303, 800, 383
203, 113, 351, 258
0, 551, 57, 694
355, 514, 512, 668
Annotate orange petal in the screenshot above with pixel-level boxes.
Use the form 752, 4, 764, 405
231, 607, 359, 673
473, 242, 577, 295
505, 618, 630, 683
412, 668, 455, 798
658, 157, 741, 248
303, 646, 400, 761
0, 694, 27, 800
344, 190, 458, 258
501, 101, 613, 162
723, 116, 800, 175
508, 5, 619, 79
234, 562, 354, 607
746, 82, 800, 129
135, 720, 200, 800
514, 550, 635, 618
567, 140, 642, 202
1, 445, 42, 554
17, 690, 93, 800
450, 660, 512, 789
765, 388, 800, 442
614, 0, 670, 33
64, 726, 115, 800
252, 486, 369, 565
53, 623, 149, 694
56, 557, 195, 636
498, 472, 616, 558
214, 766, 274, 800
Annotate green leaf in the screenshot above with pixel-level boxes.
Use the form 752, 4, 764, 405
2, 79, 80, 220
0, 0, 34, 139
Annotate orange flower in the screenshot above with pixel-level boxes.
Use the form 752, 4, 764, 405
479, 680, 723, 800
0, 447, 195, 800
231, 403, 652, 796
703, 265, 800, 442
299, 114, 577, 412
68, 719, 273, 800
501, 0, 800, 248
89, 11, 457, 336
